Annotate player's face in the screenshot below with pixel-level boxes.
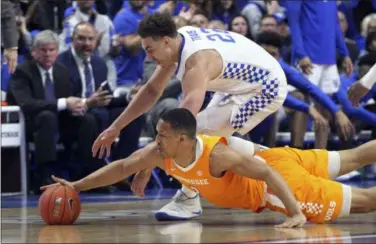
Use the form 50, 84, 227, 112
142, 37, 174, 66
155, 120, 181, 158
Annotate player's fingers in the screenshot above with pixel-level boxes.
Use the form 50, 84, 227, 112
340, 124, 348, 141
51, 175, 67, 185
106, 144, 111, 158
348, 122, 356, 138
98, 145, 106, 159
8, 59, 16, 74
92, 137, 101, 157
40, 183, 59, 190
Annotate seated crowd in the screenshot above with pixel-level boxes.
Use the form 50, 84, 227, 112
1, 0, 376, 194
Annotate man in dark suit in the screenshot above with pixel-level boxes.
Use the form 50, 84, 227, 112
57, 22, 145, 162
6, 30, 103, 190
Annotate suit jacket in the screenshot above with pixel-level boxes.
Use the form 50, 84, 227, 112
1, 0, 19, 49
6, 59, 72, 118
57, 49, 128, 108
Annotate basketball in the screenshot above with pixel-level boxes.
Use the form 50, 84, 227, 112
39, 185, 81, 225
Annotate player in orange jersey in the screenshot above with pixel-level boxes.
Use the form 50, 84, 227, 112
41, 108, 376, 227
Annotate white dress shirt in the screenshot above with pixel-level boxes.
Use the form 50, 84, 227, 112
36, 64, 67, 111
71, 47, 95, 98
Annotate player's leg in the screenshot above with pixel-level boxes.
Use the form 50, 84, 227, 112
258, 153, 350, 223
335, 140, 376, 178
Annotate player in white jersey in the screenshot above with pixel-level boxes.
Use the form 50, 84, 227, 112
92, 13, 288, 220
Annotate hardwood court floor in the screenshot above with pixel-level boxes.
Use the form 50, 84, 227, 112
2, 189, 376, 243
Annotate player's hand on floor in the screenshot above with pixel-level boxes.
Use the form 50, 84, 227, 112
275, 213, 306, 228
131, 170, 152, 197
40, 175, 76, 192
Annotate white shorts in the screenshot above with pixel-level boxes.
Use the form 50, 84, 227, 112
289, 64, 340, 94
197, 72, 288, 137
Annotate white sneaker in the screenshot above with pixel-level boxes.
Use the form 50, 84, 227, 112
155, 190, 202, 221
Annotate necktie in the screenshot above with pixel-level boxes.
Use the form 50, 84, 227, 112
44, 71, 56, 101
84, 60, 94, 97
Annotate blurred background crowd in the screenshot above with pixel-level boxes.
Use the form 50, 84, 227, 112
1, 0, 376, 194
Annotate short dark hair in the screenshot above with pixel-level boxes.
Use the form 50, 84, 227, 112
72, 21, 95, 38
256, 31, 282, 49
160, 108, 197, 139
358, 52, 376, 67
138, 13, 178, 39
261, 14, 278, 23
365, 31, 376, 52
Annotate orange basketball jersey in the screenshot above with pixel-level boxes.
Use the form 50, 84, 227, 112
164, 135, 266, 212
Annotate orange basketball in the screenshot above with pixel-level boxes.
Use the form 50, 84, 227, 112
39, 185, 81, 225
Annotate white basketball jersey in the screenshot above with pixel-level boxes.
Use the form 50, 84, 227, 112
175, 26, 286, 95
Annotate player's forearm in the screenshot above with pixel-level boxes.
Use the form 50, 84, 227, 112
73, 159, 129, 192
179, 92, 206, 117
360, 64, 376, 89
112, 84, 161, 131
123, 35, 142, 54
264, 169, 302, 216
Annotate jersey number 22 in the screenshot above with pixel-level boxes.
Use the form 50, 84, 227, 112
200, 28, 235, 43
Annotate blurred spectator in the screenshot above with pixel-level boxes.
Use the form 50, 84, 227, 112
361, 13, 376, 38
2, 14, 36, 101
259, 14, 278, 33
208, 20, 226, 30
337, 0, 364, 51
257, 31, 352, 149
285, 0, 354, 148
365, 31, 376, 54
336, 53, 376, 128
1, 0, 19, 74
241, 0, 280, 39
57, 22, 145, 162
228, 15, 252, 40
113, 0, 149, 95
336, 53, 376, 151
211, 0, 238, 29
358, 13, 376, 56
123, 0, 191, 17
6, 30, 101, 190
190, 13, 209, 28
25, 0, 69, 33
173, 16, 189, 29
338, 11, 360, 63
59, 0, 117, 90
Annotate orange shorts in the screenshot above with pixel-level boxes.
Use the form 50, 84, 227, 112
255, 147, 352, 223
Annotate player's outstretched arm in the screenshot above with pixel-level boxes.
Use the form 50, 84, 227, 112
210, 143, 306, 228
42, 142, 164, 193
111, 64, 176, 131
92, 65, 176, 158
